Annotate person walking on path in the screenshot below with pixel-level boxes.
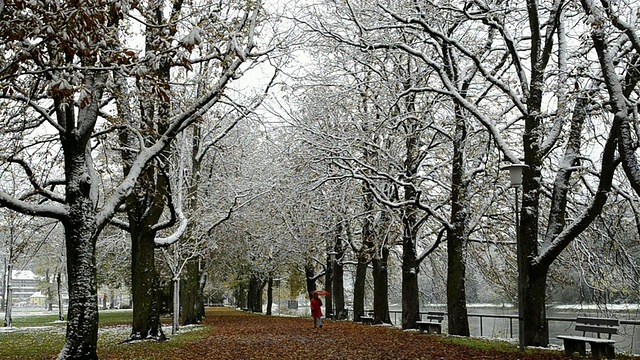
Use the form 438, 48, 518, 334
310, 292, 323, 328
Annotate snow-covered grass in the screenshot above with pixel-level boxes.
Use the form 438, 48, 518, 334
0, 325, 66, 359
0, 308, 210, 359
552, 303, 640, 312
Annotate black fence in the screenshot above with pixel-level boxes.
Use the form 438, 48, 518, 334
359, 309, 640, 354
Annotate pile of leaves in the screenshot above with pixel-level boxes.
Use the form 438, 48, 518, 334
106, 307, 576, 360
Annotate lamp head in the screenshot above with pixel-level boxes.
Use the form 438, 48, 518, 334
501, 164, 529, 188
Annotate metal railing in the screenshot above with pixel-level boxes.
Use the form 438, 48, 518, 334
360, 309, 640, 353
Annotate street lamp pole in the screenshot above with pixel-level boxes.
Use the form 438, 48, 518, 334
503, 164, 528, 352
327, 250, 337, 320
274, 277, 282, 316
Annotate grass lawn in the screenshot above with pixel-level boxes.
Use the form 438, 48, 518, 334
0, 309, 210, 360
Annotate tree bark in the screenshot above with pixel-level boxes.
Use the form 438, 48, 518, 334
305, 263, 317, 298
372, 245, 391, 324
234, 282, 248, 309
523, 263, 549, 346
4, 262, 11, 327
332, 257, 346, 320
401, 212, 420, 329
58, 144, 100, 359
172, 277, 179, 334
353, 189, 375, 322
446, 226, 470, 336
325, 254, 334, 318
401, 183, 421, 329
130, 230, 162, 339
441, 37, 472, 337
60, 219, 99, 360
55, 83, 104, 359
181, 260, 202, 325
197, 271, 206, 319
57, 272, 64, 321
247, 275, 263, 313
352, 255, 368, 322
266, 277, 273, 316
401, 132, 421, 329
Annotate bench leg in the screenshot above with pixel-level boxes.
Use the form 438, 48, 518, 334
562, 339, 586, 357
427, 324, 442, 335
590, 343, 615, 360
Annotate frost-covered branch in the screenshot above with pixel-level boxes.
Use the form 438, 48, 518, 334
3, 157, 65, 204
0, 191, 67, 220
154, 208, 188, 248
96, 5, 262, 229
195, 68, 279, 163
416, 227, 446, 263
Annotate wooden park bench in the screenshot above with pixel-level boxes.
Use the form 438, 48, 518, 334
557, 317, 619, 359
360, 316, 375, 325
416, 311, 446, 334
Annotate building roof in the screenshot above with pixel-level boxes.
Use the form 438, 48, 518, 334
12, 270, 37, 280
29, 291, 46, 299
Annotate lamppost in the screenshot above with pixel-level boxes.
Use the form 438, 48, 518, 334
274, 277, 283, 316
502, 164, 528, 352
327, 250, 337, 319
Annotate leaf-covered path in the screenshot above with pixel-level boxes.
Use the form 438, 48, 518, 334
141, 307, 574, 360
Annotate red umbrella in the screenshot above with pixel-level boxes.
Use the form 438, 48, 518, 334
311, 290, 331, 297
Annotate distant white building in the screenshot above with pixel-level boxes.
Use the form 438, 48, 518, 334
29, 291, 47, 306
11, 270, 40, 304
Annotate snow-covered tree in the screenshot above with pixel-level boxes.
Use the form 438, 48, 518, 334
0, 0, 268, 358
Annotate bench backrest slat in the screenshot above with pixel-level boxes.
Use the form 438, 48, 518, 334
426, 311, 445, 322
574, 317, 619, 339
576, 317, 619, 327
575, 325, 618, 335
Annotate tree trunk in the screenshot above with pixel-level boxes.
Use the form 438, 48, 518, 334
372, 245, 391, 324
181, 260, 201, 325
446, 227, 470, 336
247, 279, 255, 311
123, 0, 175, 339
521, 111, 545, 347
56, 129, 103, 360
401, 204, 420, 329
58, 205, 99, 359
446, 101, 470, 336
332, 261, 346, 320
353, 188, 375, 322
325, 255, 334, 319
352, 255, 367, 322
248, 275, 263, 313
400, 82, 422, 330
149, 277, 165, 340
4, 262, 11, 327
57, 272, 64, 321
46, 270, 53, 311
401, 244, 420, 329
1, 257, 5, 312
172, 277, 179, 335
523, 263, 549, 346
197, 270, 206, 320
234, 282, 247, 309
266, 277, 273, 316
332, 223, 347, 320
304, 263, 316, 297
130, 231, 162, 339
